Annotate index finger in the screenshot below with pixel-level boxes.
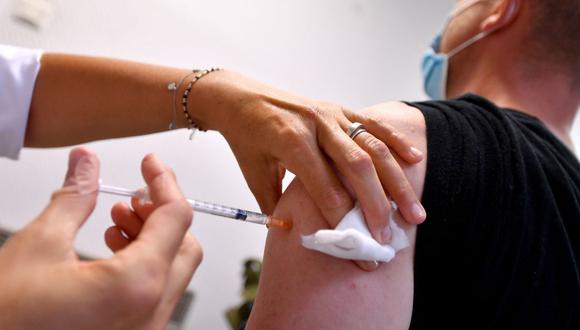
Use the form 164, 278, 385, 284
282, 144, 354, 228
140, 154, 185, 206
121, 154, 193, 267
317, 124, 392, 245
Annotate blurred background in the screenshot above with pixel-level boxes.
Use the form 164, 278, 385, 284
0, 0, 578, 328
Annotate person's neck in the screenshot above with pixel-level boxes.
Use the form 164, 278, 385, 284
458, 64, 579, 150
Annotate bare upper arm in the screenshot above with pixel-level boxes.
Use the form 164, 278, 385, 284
247, 102, 427, 329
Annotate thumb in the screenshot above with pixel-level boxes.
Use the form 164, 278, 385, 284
40, 147, 100, 238
245, 163, 284, 215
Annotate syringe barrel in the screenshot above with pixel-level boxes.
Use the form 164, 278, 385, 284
188, 199, 239, 218
187, 199, 268, 224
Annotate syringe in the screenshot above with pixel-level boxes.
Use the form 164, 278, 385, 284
99, 184, 292, 229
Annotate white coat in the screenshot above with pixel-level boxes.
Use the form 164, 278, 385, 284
0, 45, 42, 159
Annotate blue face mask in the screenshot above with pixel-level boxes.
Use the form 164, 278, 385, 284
421, 34, 448, 100
421, 0, 499, 100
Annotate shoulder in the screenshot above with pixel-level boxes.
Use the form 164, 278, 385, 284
356, 101, 428, 199
358, 101, 426, 139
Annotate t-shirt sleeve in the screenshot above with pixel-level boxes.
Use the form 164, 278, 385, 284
0, 45, 43, 160
405, 95, 580, 329
405, 97, 518, 327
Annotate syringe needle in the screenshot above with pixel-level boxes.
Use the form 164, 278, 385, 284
98, 183, 292, 229
266, 217, 293, 230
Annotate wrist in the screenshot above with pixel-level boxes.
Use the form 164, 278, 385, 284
175, 69, 241, 132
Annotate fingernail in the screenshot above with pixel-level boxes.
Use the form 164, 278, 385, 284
411, 202, 427, 222
410, 147, 423, 158
361, 260, 380, 271
380, 225, 391, 244
71, 156, 98, 194
147, 153, 160, 163
135, 187, 150, 205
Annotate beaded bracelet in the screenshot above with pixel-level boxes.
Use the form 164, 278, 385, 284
181, 68, 222, 139
167, 71, 196, 130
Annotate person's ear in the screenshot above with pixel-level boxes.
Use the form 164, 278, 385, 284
480, 0, 521, 33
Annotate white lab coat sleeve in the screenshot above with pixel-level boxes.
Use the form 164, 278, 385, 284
0, 45, 43, 160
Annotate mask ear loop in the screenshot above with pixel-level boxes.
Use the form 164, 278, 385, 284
437, 0, 489, 54
447, 31, 492, 58
437, 57, 449, 100
447, 0, 518, 59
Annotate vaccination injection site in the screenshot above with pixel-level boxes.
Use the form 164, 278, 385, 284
0, 0, 579, 329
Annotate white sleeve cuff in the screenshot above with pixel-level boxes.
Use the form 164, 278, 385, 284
0, 45, 43, 160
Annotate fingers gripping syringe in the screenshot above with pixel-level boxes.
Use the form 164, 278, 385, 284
99, 184, 292, 229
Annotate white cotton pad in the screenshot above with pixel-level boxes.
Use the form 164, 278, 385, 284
301, 203, 409, 263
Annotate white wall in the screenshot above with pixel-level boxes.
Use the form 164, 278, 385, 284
0, 0, 578, 329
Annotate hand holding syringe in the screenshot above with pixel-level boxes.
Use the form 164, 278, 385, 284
99, 184, 292, 229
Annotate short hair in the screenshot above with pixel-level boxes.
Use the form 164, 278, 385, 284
526, 0, 580, 82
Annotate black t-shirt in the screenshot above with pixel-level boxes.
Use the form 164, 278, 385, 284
407, 94, 580, 329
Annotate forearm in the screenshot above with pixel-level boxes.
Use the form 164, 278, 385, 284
25, 53, 229, 147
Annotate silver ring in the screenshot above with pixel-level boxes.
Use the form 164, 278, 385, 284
347, 122, 367, 140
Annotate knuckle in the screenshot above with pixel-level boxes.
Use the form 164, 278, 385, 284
381, 202, 393, 221
341, 106, 355, 117
173, 200, 194, 227
358, 113, 374, 125
166, 167, 177, 181
181, 236, 204, 267
370, 201, 392, 225
391, 183, 414, 201
126, 281, 163, 313
301, 103, 339, 125
279, 126, 300, 143
382, 199, 393, 214
116, 267, 164, 312
49, 188, 68, 202
320, 187, 351, 213
358, 113, 381, 129
346, 148, 373, 173
389, 129, 406, 142
280, 127, 311, 154
367, 138, 392, 159
299, 105, 319, 121
368, 118, 402, 141
49, 190, 60, 202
